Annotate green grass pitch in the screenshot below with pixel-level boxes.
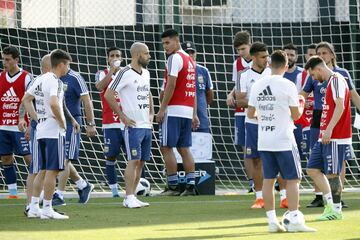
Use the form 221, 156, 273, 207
0, 193, 359, 240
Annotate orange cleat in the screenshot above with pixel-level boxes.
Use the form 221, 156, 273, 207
7, 195, 19, 199
280, 198, 288, 208
251, 198, 264, 209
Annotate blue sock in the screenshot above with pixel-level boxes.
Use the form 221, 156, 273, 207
186, 172, 195, 186
3, 164, 17, 185
167, 174, 178, 186
105, 160, 117, 185
111, 187, 119, 197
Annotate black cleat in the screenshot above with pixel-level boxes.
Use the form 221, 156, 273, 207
341, 200, 349, 208
180, 186, 197, 196
306, 197, 324, 208
160, 186, 181, 196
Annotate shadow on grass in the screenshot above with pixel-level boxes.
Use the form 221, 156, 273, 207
140, 231, 269, 240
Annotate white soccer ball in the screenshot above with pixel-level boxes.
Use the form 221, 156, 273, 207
135, 178, 151, 196
282, 210, 305, 230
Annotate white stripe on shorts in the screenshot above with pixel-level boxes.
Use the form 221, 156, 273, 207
124, 128, 131, 160
291, 144, 302, 178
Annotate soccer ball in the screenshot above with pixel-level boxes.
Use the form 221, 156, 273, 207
135, 178, 151, 196
282, 210, 305, 230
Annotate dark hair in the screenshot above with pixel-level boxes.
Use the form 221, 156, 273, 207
249, 42, 267, 56
161, 28, 179, 39
304, 56, 325, 70
271, 50, 288, 69
307, 44, 317, 50
283, 43, 298, 53
316, 41, 336, 65
233, 30, 250, 48
106, 46, 122, 56
2, 46, 20, 59
50, 49, 72, 68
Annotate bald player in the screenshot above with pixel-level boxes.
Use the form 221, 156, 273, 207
105, 42, 154, 208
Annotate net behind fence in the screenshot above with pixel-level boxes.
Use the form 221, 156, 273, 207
0, 0, 359, 193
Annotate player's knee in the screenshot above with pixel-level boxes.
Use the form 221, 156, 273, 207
160, 146, 172, 155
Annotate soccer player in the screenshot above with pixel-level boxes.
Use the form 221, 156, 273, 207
105, 42, 153, 208
0, 46, 33, 198
226, 31, 254, 193
52, 60, 96, 205
156, 28, 199, 196
248, 50, 316, 232
305, 56, 352, 221
182, 41, 214, 132
235, 42, 271, 208
95, 46, 124, 197
23, 49, 78, 219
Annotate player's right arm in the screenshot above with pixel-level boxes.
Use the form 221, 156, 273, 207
63, 100, 80, 133
288, 83, 302, 121
95, 61, 120, 91
300, 75, 313, 99
22, 93, 37, 122
234, 72, 248, 108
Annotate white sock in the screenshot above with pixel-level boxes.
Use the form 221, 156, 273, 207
324, 192, 333, 205
315, 192, 323, 196
8, 183, 17, 190
255, 191, 263, 200
266, 210, 277, 224
280, 189, 287, 201
56, 189, 65, 199
30, 197, 40, 210
76, 179, 87, 190
43, 199, 52, 212
126, 194, 135, 200
26, 204, 30, 211
109, 184, 117, 190
334, 203, 342, 213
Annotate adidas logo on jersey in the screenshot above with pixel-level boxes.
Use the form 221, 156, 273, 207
1, 87, 20, 102
257, 85, 276, 101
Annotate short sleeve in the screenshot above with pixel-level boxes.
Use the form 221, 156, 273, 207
26, 78, 38, 96
204, 68, 213, 90
302, 75, 314, 93
109, 67, 129, 93
73, 73, 89, 96
231, 60, 237, 82
25, 73, 34, 90
48, 78, 60, 97
331, 76, 346, 100
167, 53, 183, 77
288, 83, 300, 107
239, 72, 247, 92
248, 83, 257, 107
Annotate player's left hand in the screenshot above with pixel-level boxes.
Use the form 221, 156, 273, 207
72, 121, 81, 134
86, 125, 96, 137
18, 119, 27, 132
321, 128, 332, 144
192, 115, 200, 130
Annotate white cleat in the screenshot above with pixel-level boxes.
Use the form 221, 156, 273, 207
40, 209, 69, 220
135, 198, 150, 207
268, 222, 286, 233
123, 198, 142, 208
28, 208, 42, 218
287, 223, 317, 232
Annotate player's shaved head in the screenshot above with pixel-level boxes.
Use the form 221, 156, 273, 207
130, 42, 147, 57
40, 54, 51, 74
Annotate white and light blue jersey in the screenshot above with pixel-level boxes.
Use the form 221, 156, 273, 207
283, 66, 303, 84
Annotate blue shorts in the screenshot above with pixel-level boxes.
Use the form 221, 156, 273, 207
302, 128, 311, 157
123, 128, 152, 161
160, 115, 192, 148
307, 142, 351, 175
245, 122, 259, 159
235, 115, 246, 146
65, 123, 80, 160
260, 146, 302, 180
38, 136, 66, 171
309, 127, 320, 150
28, 126, 40, 174
0, 129, 30, 156
294, 124, 304, 160
103, 128, 124, 158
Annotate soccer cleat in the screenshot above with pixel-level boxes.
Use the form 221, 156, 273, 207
306, 197, 324, 208
123, 198, 141, 208
316, 204, 343, 221
24, 207, 29, 217
113, 194, 120, 198
280, 198, 288, 209
180, 186, 197, 196
40, 209, 69, 220
247, 186, 255, 194
160, 187, 181, 196
268, 222, 286, 233
78, 182, 94, 204
341, 200, 349, 208
135, 198, 150, 207
7, 195, 19, 199
251, 198, 264, 209
52, 193, 66, 206
27, 208, 42, 218
287, 223, 317, 232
